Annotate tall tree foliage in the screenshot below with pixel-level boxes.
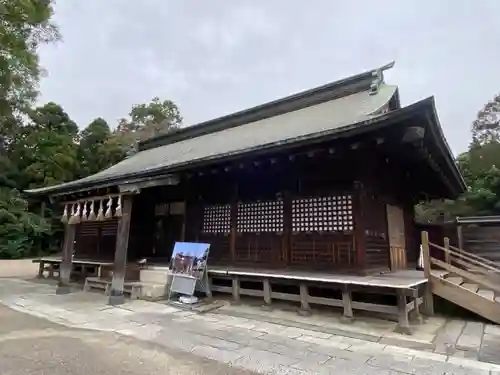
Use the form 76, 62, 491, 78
471, 93, 500, 146
116, 97, 182, 154
0, 1, 185, 258
0, 0, 60, 115
0, 0, 59, 257
416, 94, 500, 223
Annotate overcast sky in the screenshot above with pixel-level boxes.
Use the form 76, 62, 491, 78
38, 0, 500, 155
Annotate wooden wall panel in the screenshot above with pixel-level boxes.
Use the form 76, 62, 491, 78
290, 233, 355, 269
75, 219, 117, 260
361, 193, 390, 271
386, 204, 407, 270
461, 224, 500, 262
235, 234, 283, 265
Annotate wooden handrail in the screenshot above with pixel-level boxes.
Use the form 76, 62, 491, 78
430, 257, 500, 294
452, 257, 500, 279
449, 244, 500, 268
428, 241, 500, 273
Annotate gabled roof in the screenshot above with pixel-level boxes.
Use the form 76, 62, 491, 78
26, 82, 397, 196
25, 61, 464, 197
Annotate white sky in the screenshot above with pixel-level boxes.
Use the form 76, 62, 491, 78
38, 0, 500, 155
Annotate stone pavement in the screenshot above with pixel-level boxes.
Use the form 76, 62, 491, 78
218, 298, 500, 364
0, 278, 499, 375
0, 303, 260, 375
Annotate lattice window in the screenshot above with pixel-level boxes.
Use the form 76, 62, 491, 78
237, 200, 283, 233
202, 205, 231, 234
292, 195, 353, 232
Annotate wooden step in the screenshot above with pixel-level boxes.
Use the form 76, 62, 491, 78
477, 289, 495, 301
462, 283, 479, 293
445, 276, 464, 285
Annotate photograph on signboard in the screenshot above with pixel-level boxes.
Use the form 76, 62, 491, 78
169, 242, 210, 279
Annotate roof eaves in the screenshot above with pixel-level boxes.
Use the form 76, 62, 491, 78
25, 97, 430, 198
425, 98, 467, 196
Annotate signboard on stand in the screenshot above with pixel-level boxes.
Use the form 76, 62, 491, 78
168, 242, 211, 300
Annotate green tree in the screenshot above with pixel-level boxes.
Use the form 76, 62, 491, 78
471, 94, 500, 146
27, 101, 78, 135
116, 97, 182, 148
0, 188, 50, 258
12, 102, 79, 189
0, 1, 64, 259
0, 0, 60, 116
78, 118, 127, 177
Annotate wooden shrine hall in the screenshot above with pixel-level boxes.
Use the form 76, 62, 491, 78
26, 61, 465, 332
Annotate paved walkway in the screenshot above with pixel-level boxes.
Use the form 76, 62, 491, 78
0, 303, 259, 375
0, 278, 499, 375
218, 299, 500, 364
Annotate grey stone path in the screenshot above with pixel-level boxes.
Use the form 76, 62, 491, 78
0, 278, 499, 375
0, 303, 260, 375
219, 301, 500, 364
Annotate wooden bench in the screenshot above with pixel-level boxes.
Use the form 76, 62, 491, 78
84, 277, 142, 300
33, 258, 61, 278
33, 258, 113, 280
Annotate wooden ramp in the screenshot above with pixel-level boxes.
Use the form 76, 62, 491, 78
422, 232, 500, 324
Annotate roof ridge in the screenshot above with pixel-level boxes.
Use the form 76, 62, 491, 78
139, 62, 396, 152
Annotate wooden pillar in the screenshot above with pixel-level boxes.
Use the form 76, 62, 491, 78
409, 289, 423, 324
421, 231, 434, 315
298, 283, 311, 316
353, 181, 366, 272
262, 278, 272, 310
444, 237, 451, 264
282, 190, 291, 267
181, 200, 187, 241
457, 224, 463, 249
230, 182, 238, 263
340, 286, 354, 323
56, 224, 76, 294
394, 289, 411, 335
108, 195, 133, 306
232, 275, 240, 304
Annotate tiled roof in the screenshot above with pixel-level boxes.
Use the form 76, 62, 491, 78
26, 84, 397, 195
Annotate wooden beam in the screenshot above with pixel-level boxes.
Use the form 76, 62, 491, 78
230, 182, 238, 263
56, 224, 76, 294
263, 278, 272, 310
353, 182, 366, 271
60, 192, 135, 205
108, 195, 134, 305
420, 231, 434, 315
457, 225, 464, 250
341, 286, 354, 323
394, 289, 411, 334
298, 283, 311, 316
232, 276, 240, 303
444, 237, 451, 264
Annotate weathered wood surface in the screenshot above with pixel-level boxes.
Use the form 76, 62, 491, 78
57, 224, 76, 294
84, 277, 142, 299
208, 266, 428, 289
33, 258, 113, 266
420, 231, 434, 315
210, 272, 412, 327
431, 257, 500, 295
431, 276, 500, 324
109, 195, 133, 305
